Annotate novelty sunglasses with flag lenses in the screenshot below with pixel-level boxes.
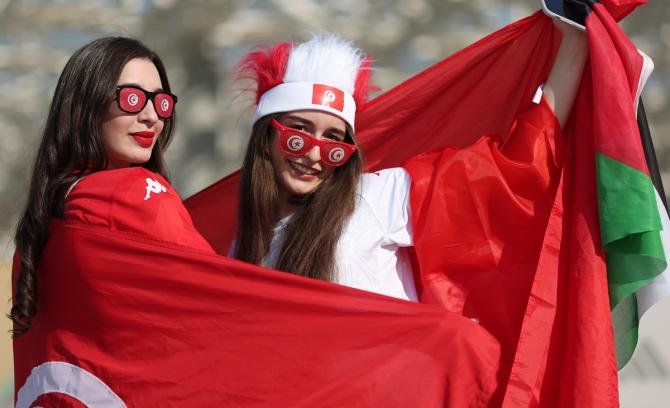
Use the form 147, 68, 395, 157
115, 85, 178, 119
271, 119, 357, 167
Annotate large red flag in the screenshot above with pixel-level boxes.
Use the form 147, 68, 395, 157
13, 220, 499, 406
14, 168, 499, 407
186, 2, 652, 406
13, 170, 499, 406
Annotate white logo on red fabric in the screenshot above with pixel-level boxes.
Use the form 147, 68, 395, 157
145, 178, 167, 201
287, 135, 304, 152
323, 90, 336, 104
312, 84, 344, 112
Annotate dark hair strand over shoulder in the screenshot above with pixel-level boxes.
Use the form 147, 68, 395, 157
9, 37, 175, 336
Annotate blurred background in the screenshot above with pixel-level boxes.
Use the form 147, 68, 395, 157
0, 0, 668, 406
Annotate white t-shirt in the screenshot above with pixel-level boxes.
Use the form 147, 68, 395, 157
262, 167, 418, 301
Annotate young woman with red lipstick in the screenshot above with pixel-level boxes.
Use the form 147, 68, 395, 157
10, 37, 213, 337
232, 21, 587, 301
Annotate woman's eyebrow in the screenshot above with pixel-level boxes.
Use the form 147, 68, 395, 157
285, 115, 313, 125
117, 82, 164, 92
327, 128, 346, 138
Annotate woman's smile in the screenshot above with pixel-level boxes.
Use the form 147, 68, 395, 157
287, 159, 320, 177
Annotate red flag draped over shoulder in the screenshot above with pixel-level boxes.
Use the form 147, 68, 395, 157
13, 170, 499, 406
13, 221, 500, 407
187, 1, 650, 406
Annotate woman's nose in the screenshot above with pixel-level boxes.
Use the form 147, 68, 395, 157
138, 99, 159, 124
305, 144, 321, 162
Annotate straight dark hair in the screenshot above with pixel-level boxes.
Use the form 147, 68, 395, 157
10, 37, 176, 336
235, 115, 362, 281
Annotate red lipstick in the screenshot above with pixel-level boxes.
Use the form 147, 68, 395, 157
131, 131, 155, 147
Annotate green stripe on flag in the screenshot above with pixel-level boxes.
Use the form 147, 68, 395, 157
596, 153, 666, 368
611, 293, 638, 367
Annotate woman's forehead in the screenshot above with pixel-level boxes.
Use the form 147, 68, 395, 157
116, 58, 162, 91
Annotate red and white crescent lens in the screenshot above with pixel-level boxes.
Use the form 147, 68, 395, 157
327, 147, 345, 163
286, 135, 306, 152
322, 144, 354, 166
155, 93, 174, 118
119, 87, 147, 113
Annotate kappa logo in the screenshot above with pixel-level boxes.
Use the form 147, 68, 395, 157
312, 84, 344, 112
144, 178, 167, 201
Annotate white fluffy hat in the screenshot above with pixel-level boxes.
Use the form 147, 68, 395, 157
236, 33, 374, 131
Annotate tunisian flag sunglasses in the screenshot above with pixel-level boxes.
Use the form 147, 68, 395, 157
115, 85, 178, 119
271, 119, 357, 167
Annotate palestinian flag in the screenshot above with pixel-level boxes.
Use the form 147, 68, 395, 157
587, 2, 670, 368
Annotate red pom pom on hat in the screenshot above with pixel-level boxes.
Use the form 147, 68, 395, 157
236, 42, 292, 105
353, 55, 376, 109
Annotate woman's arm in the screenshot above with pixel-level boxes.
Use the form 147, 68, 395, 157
542, 20, 588, 129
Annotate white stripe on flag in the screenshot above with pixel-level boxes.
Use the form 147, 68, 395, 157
630, 50, 669, 319
16, 361, 126, 408
636, 189, 670, 318
634, 50, 654, 113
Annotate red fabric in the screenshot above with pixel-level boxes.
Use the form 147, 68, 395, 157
600, 0, 646, 21
186, 5, 645, 407
502, 6, 646, 406
399, 6, 644, 407
356, 15, 558, 172
588, 3, 647, 174
31, 393, 88, 408
404, 99, 564, 407
187, 169, 240, 254
13, 220, 499, 406
66, 167, 214, 253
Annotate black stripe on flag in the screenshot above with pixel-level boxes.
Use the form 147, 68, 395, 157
638, 98, 668, 212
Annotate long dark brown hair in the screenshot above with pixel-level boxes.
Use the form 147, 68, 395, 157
235, 115, 362, 282
10, 37, 176, 336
